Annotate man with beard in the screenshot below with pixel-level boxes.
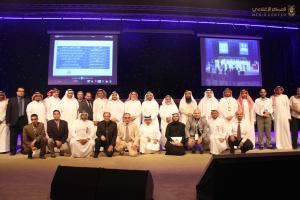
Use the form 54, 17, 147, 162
254, 88, 273, 149
76, 91, 84, 103
185, 109, 210, 154
105, 91, 124, 123
179, 90, 197, 125
165, 113, 186, 155
58, 89, 79, 128
198, 89, 219, 120
124, 91, 142, 127
271, 86, 292, 149
290, 87, 300, 149
142, 91, 159, 130
45, 88, 60, 121
79, 92, 93, 121
219, 88, 238, 129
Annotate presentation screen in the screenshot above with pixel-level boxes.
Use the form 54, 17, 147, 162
48, 34, 117, 85
201, 37, 262, 86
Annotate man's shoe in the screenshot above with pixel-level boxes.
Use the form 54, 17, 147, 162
50, 153, 56, 158
259, 146, 264, 150
10, 151, 16, 156
191, 148, 196, 154
230, 149, 235, 154
93, 153, 99, 158
266, 145, 273, 149
28, 154, 33, 159
199, 149, 204, 154
120, 150, 125, 156
40, 155, 46, 159
59, 152, 64, 156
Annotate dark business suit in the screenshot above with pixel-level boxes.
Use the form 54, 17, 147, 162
94, 120, 117, 157
78, 100, 93, 121
47, 119, 69, 154
6, 96, 30, 154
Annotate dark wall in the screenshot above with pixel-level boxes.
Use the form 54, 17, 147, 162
0, 20, 299, 99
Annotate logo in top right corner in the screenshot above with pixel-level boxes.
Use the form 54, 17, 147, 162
287, 5, 296, 17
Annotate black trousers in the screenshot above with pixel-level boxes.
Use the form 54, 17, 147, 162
165, 142, 185, 156
228, 136, 253, 153
291, 116, 300, 148
9, 116, 26, 153
94, 138, 114, 157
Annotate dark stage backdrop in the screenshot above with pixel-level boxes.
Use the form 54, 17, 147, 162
0, 20, 299, 99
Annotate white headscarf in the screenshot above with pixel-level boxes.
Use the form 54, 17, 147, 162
108, 91, 121, 101
61, 89, 76, 101
180, 90, 197, 105
162, 95, 176, 105
144, 91, 158, 103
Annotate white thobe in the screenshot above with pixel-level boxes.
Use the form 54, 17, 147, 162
105, 100, 124, 123
179, 100, 197, 124
142, 100, 159, 130
139, 123, 161, 154
273, 94, 292, 149
219, 97, 238, 130
209, 117, 228, 155
159, 104, 179, 146
26, 101, 47, 129
58, 99, 79, 127
70, 120, 95, 157
198, 98, 219, 120
241, 99, 256, 146
45, 96, 60, 120
0, 99, 9, 152
124, 100, 142, 127
93, 98, 107, 122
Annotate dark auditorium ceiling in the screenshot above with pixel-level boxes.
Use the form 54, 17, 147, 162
0, 0, 298, 24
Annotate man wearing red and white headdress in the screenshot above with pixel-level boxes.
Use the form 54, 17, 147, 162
237, 89, 256, 147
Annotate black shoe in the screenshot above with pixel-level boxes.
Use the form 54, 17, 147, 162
241, 150, 247, 153
199, 149, 204, 154
191, 148, 196, 154
259, 146, 264, 150
40, 155, 46, 159
230, 149, 235, 154
50, 153, 56, 158
10, 151, 16, 156
266, 145, 273, 149
59, 152, 65, 156
93, 153, 99, 158
120, 150, 125, 156
28, 154, 33, 159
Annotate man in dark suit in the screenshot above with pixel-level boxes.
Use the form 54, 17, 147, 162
78, 91, 93, 121
47, 110, 69, 157
94, 112, 117, 158
6, 87, 30, 155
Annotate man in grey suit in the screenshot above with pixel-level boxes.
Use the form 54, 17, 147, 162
185, 109, 210, 153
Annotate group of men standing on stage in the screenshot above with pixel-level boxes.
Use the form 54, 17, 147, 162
0, 86, 299, 159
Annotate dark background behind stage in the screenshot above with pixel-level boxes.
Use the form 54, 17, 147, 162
0, 19, 299, 99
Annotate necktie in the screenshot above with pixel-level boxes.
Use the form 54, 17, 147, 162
18, 97, 23, 117
237, 121, 241, 141
56, 121, 59, 130
125, 125, 130, 142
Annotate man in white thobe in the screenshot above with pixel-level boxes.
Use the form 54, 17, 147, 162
209, 110, 228, 155
93, 89, 108, 125
198, 89, 219, 120
179, 90, 197, 124
44, 88, 60, 121
237, 89, 255, 148
124, 91, 142, 127
105, 91, 124, 124
254, 88, 273, 149
219, 88, 238, 130
26, 92, 47, 129
159, 95, 179, 148
139, 116, 161, 154
142, 91, 159, 130
0, 91, 9, 153
58, 89, 79, 128
271, 86, 292, 149
70, 112, 95, 157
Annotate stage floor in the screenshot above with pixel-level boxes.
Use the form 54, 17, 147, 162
0, 149, 299, 200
